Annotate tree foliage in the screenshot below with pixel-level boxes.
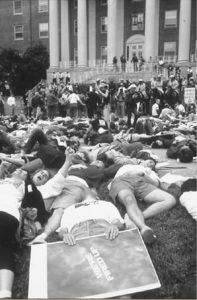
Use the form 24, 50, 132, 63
0, 43, 49, 95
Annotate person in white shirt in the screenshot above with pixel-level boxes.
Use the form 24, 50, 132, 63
0, 150, 73, 299
67, 91, 85, 120
152, 99, 160, 117
57, 199, 125, 245
7, 92, 16, 116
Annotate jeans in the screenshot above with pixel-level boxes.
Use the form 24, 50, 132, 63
70, 219, 111, 239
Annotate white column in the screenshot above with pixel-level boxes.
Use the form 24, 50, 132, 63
178, 0, 191, 62
49, 0, 59, 68
116, 0, 124, 60
144, 0, 160, 61
61, 0, 70, 68
107, 0, 118, 64
88, 0, 96, 67
77, 0, 87, 66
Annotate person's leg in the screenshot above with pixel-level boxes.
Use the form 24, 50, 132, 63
117, 189, 150, 232
0, 269, 14, 298
0, 213, 19, 298
143, 189, 176, 219
24, 128, 48, 154
0, 131, 15, 154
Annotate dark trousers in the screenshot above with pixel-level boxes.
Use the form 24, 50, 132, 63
0, 212, 19, 271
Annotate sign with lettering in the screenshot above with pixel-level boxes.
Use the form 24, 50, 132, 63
28, 229, 160, 298
184, 88, 196, 104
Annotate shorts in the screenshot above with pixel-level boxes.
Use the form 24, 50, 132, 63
109, 174, 157, 203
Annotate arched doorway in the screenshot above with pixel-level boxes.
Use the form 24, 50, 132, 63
126, 34, 145, 61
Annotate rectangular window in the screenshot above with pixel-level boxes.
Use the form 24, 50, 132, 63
164, 42, 176, 56
39, 23, 48, 38
13, 0, 23, 15
164, 10, 177, 28
131, 13, 144, 31
14, 25, 24, 40
39, 0, 48, 13
101, 0, 107, 5
74, 19, 78, 36
74, 48, 78, 64
74, 0, 78, 9
101, 46, 107, 60
101, 16, 107, 33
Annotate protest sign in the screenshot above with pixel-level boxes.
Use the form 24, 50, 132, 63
184, 88, 196, 104
28, 228, 160, 298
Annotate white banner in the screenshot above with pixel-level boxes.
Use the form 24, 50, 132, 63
184, 88, 196, 104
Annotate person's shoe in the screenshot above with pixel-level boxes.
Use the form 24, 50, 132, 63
141, 228, 157, 245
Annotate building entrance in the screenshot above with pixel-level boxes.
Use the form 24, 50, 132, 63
126, 34, 145, 61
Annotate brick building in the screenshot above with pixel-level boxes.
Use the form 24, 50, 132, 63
0, 0, 196, 70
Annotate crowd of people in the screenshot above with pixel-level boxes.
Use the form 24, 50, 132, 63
0, 66, 196, 298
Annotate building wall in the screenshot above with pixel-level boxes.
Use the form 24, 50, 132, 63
95, 0, 107, 60
158, 0, 180, 57
0, 0, 49, 54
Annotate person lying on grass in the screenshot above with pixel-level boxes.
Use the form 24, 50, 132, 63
0, 150, 73, 299
108, 161, 176, 245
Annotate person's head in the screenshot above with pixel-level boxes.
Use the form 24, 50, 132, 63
128, 84, 137, 92
32, 169, 50, 186
94, 110, 102, 119
90, 160, 105, 169
156, 98, 160, 105
170, 74, 175, 80
140, 158, 156, 170
178, 146, 193, 163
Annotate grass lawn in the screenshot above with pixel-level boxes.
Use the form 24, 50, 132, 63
12, 177, 196, 299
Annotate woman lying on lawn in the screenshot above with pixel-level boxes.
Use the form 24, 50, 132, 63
0, 150, 73, 299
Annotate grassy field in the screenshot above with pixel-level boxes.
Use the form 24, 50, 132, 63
12, 179, 196, 298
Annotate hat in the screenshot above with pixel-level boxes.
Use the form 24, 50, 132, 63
139, 79, 143, 82
96, 78, 100, 82
170, 74, 175, 78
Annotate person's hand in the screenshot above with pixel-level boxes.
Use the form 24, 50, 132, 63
105, 225, 119, 240
27, 233, 47, 246
63, 233, 76, 246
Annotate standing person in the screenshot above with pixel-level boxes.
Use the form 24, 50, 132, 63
59, 72, 65, 84
152, 99, 161, 118
158, 57, 164, 74
131, 53, 138, 72
120, 54, 126, 72
67, 90, 85, 121
52, 72, 58, 85
116, 85, 126, 118
0, 92, 5, 116
65, 72, 71, 84
125, 84, 139, 128
138, 55, 145, 71
46, 89, 59, 120
7, 91, 16, 116
113, 56, 118, 72
95, 82, 110, 127
187, 67, 193, 82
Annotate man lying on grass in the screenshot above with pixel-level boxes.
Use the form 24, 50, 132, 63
108, 160, 176, 245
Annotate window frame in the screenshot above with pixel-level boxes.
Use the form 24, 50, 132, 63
101, 45, 107, 60
131, 13, 144, 31
74, 0, 78, 9
13, 0, 23, 15
164, 10, 177, 28
74, 19, 78, 36
39, 23, 49, 39
100, 16, 108, 33
38, 0, 48, 13
14, 24, 24, 40
164, 41, 176, 57
101, 0, 107, 6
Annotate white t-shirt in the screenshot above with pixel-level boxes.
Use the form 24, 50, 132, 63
152, 103, 159, 117
7, 96, 16, 106
57, 200, 124, 232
